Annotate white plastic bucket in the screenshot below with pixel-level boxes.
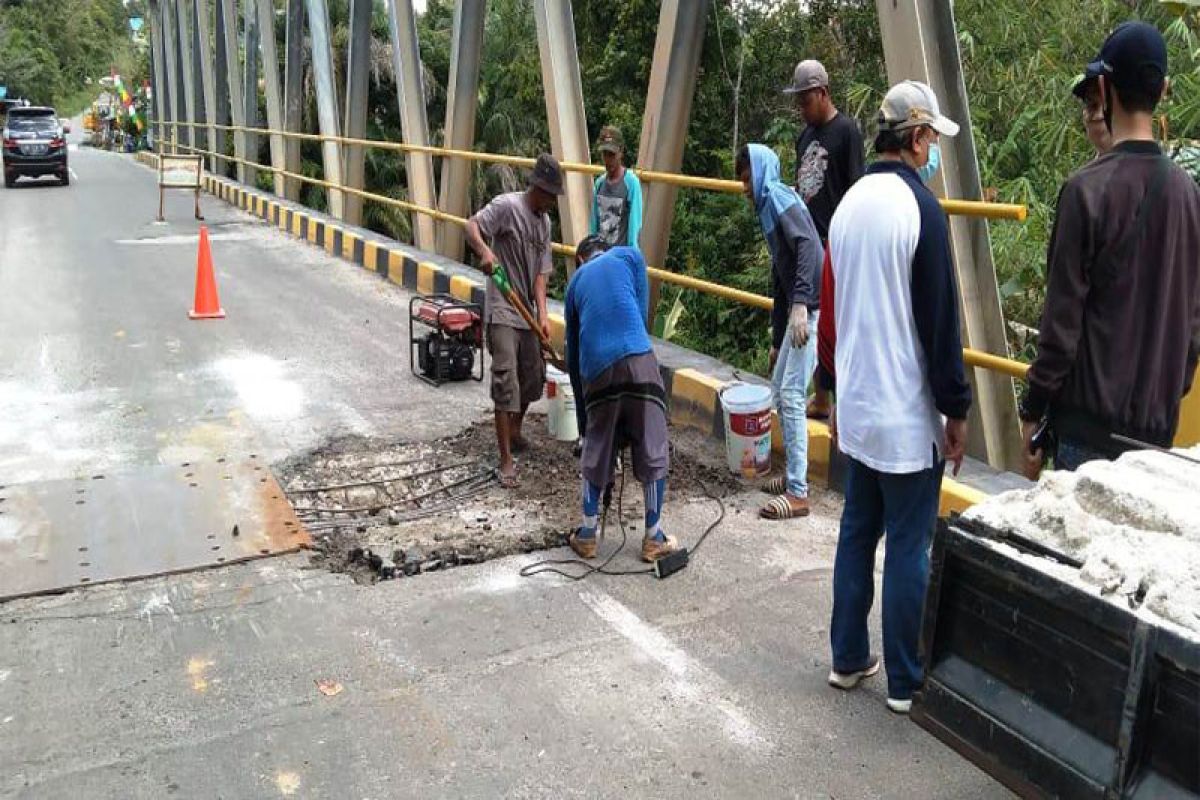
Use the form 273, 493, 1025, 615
719, 382, 773, 477
545, 366, 579, 442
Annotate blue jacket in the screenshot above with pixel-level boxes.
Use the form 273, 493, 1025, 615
589, 169, 644, 248
564, 247, 653, 422
747, 144, 824, 349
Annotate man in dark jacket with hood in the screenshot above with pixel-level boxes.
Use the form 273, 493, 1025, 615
736, 144, 824, 520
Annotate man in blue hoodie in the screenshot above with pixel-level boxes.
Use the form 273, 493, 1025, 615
564, 236, 677, 563
735, 144, 824, 520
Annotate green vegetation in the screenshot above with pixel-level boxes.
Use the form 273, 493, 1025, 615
4, 0, 1196, 374
0, 0, 148, 113
290, 0, 1194, 374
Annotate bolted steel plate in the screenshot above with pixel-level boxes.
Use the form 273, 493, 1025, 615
0, 458, 311, 601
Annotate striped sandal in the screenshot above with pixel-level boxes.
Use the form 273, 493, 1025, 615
759, 494, 811, 520
762, 475, 788, 495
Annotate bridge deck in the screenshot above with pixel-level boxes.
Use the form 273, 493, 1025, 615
0, 137, 1009, 798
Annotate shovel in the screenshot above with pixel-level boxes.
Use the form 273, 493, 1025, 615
492, 264, 566, 371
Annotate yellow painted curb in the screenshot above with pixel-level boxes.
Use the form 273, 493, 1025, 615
324, 227, 339, 255
387, 251, 406, 285
939, 477, 987, 517
306, 217, 320, 245
547, 313, 565, 351
343, 232, 358, 262
449, 274, 479, 302
417, 261, 440, 295
364, 242, 379, 272
291, 211, 303, 238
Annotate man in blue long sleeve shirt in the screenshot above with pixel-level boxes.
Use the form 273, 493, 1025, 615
736, 144, 824, 520
564, 238, 677, 564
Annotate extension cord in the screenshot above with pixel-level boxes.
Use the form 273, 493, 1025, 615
653, 546, 689, 579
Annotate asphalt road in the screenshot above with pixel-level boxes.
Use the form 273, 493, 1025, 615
0, 142, 1011, 799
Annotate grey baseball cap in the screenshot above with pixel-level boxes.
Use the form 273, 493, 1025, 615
783, 60, 829, 94
877, 80, 960, 136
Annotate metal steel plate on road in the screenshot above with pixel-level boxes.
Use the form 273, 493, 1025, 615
0, 459, 310, 602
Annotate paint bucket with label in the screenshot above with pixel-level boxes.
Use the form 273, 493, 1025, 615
545, 366, 578, 442
719, 382, 773, 477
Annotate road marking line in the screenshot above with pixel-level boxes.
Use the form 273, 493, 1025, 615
115, 231, 258, 245
579, 587, 771, 752
69, 168, 79, 181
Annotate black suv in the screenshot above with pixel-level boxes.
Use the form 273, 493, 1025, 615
3, 106, 69, 187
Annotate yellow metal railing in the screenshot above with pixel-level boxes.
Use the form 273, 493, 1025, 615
153, 120, 1032, 378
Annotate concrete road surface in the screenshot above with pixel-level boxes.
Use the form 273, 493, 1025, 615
0, 143, 1011, 798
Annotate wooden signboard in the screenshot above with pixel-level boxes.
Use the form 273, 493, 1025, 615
157, 154, 204, 221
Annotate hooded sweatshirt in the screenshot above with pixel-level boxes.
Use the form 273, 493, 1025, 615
747, 144, 824, 349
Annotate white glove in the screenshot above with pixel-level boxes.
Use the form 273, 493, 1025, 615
788, 304, 810, 348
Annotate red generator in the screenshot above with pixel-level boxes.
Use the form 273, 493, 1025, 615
409, 294, 484, 387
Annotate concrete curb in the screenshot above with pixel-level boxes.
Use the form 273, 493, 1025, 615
136, 152, 996, 515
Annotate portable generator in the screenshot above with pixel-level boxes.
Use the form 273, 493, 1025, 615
409, 294, 484, 387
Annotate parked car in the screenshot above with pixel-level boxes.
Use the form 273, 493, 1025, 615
3, 106, 69, 187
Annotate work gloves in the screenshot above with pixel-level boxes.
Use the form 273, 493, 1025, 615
788, 305, 810, 348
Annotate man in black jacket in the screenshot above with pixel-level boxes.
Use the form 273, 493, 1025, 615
1021, 21, 1200, 477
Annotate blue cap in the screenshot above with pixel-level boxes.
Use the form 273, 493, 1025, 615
1080, 21, 1167, 96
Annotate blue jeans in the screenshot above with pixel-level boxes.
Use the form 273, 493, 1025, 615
830, 454, 945, 700
1056, 437, 1110, 471
771, 310, 819, 498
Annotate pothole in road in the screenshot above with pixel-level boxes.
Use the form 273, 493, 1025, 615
278, 418, 737, 585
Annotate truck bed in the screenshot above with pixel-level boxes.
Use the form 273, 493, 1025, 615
913, 519, 1200, 799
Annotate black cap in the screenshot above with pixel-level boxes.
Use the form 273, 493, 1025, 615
529, 153, 564, 196
1081, 21, 1168, 96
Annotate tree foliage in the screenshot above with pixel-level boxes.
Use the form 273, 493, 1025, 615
0, 0, 145, 111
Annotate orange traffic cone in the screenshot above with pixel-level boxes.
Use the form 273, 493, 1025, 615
188, 225, 225, 320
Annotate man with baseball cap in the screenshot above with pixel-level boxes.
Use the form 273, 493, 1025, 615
1072, 75, 1113, 158
823, 80, 971, 714
1021, 22, 1200, 477
589, 125, 643, 249
783, 59, 864, 421
466, 153, 563, 487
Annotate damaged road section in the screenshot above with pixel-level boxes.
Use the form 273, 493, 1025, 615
280, 419, 737, 584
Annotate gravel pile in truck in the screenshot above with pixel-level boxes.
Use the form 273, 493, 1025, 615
964, 445, 1200, 637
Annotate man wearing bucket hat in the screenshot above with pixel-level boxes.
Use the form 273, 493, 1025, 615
824, 80, 971, 715
563, 235, 677, 563
1021, 22, 1200, 477
466, 153, 563, 488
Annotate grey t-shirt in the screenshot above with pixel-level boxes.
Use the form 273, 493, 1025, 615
471, 192, 553, 329
595, 175, 629, 246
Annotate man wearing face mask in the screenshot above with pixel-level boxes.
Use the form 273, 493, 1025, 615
1072, 75, 1113, 158
1020, 22, 1200, 478
822, 81, 970, 715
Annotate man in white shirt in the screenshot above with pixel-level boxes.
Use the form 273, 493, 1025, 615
823, 81, 970, 714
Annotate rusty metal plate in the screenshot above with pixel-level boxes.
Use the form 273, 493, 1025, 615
0, 459, 310, 601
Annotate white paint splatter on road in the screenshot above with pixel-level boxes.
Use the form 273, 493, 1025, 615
214, 354, 305, 422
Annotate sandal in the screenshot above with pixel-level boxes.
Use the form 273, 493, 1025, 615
497, 466, 520, 488
760, 494, 810, 520
762, 475, 788, 495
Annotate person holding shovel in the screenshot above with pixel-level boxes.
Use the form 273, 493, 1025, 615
466, 153, 563, 488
